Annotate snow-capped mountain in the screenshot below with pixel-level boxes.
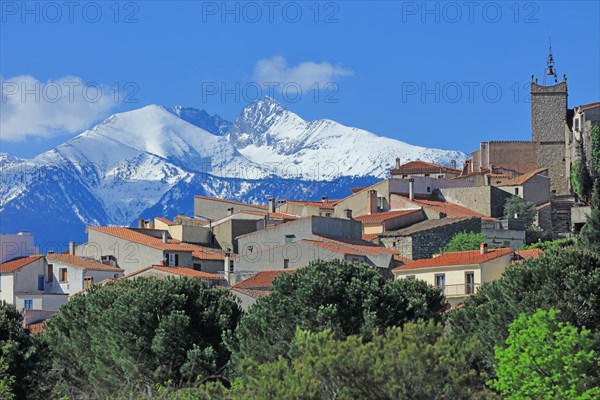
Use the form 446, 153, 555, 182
224, 97, 466, 180
0, 98, 467, 246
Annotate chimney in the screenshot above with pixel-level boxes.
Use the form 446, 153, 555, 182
68, 241, 75, 256
450, 160, 456, 170
162, 231, 168, 244
395, 157, 401, 169
268, 197, 276, 213
224, 250, 233, 285
138, 218, 144, 228
368, 190, 378, 214
480, 242, 488, 254
227, 207, 234, 216
408, 178, 415, 201
344, 209, 353, 219
322, 196, 328, 203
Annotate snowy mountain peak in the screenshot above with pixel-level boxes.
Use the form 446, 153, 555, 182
162, 106, 231, 136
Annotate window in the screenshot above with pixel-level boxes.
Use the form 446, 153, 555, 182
47, 264, 53, 282
228, 259, 234, 273
402, 174, 408, 179
193, 263, 202, 271
168, 253, 179, 266
434, 274, 446, 289
23, 299, 33, 310
406, 275, 415, 280
514, 188, 519, 195
424, 174, 430, 177
37, 276, 44, 291
465, 272, 475, 294
377, 196, 383, 209
59, 268, 68, 282
427, 186, 431, 193
84, 276, 94, 290
285, 235, 296, 243
438, 175, 444, 178
324, 213, 332, 217
283, 259, 289, 269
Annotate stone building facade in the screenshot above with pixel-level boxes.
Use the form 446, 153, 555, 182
531, 79, 569, 195
378, 217, 481, 260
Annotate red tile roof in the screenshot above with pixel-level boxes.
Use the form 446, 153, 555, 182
155, 217, 175, 226
394, 248, 514, 271
354, 209, 421, 223
303, 240, 365, 256
362, 233, 379, 241
237, 209, 300, 220
0, 255, 44, 273
397, 196, 495, 221
316, 235, 399, 256
194, 195, 268, 209
515, 248, 544, 260
123, 265, 224, 280
279, 200, 339, 209
579, 102, 600, 111
87, 227, 224, 260
46, 254, 124, 272
390, 160, 460, 175
500, 168, 548, 186
234, 270, 293, 289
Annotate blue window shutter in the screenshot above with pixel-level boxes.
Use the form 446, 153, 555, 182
38, 276, 44, 291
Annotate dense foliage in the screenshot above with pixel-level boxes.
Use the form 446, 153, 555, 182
573, 139, 594, 201
0, 301, 50, 400
441, 231, 486, 253
449, 250, 600, 376
503, 196, 537, 229
591, 123, 600, 177
491, 309, 600, 399
45, 278, 242, 398
520, 236, 575, 251
232, 260, 445, 365
579, 178, 600, 254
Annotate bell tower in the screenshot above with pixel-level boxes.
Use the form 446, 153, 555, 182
531, 42, 569, 194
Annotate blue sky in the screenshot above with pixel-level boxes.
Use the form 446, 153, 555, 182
1, 1, 599, 158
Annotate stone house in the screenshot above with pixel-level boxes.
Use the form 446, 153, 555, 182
379, 217, 481, 260
389, 159, 461, 179
46, 253, 124, 295
354, 209, 425, 241
194, 195, 268, 220
499, 168, 551, 206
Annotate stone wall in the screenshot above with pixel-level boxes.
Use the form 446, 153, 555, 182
379, 217, 481, 260
531, 81, 569, 194
439, 186, 512, 218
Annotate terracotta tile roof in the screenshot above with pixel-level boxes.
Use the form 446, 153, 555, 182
238, 209, 300, 220
279, 200, 339, 209
316, 235, 399, 256
394, 248, 514, 271
393, 254, 412, 264
515, 248, 544, 260
303, 240, 365, 256
87, 226, 224, 260
155, 217, 175, 226
362, 233, 379, 241
26, 320, 48, 334
390, 160, 460, 175
379, 217, 478, 237
0, 255, 44, 273
234, 270, 293, 289
500, 168, 548, 186
46, 254, 124, 272
579, 102, 600, 111
194, 195, 268, 209
174, 215, 210, 226
396, 196, 495, 221
354, 209, 421, 223
537, 202, 551, 210
123, 265, 224, 280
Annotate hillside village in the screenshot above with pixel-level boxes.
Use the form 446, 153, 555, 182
1, 67, 599, 331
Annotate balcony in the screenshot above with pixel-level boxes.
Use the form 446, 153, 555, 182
436, 283, 480, 298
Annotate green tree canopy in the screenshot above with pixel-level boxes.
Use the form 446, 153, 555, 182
491, 309, 600, 400
441, 231, 486, 253
237, 323, 494, 400
232, 260, 445, 365
448, 250, 600, 377
591, 123, 600, 177
0, 301, 50, 400
579, 177, 600, 254
503, 196, 536, 230
45, 277, 242, 398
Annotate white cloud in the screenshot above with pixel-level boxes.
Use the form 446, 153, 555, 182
253, 56, 353, 91
1, 75, 120, 142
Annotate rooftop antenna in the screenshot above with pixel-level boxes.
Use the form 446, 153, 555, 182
544, 37, 558, 84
